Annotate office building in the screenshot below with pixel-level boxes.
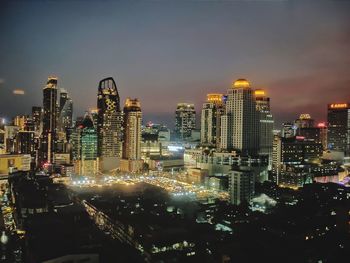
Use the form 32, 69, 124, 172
220, 79, 259, 155
40, 76, 58, 165
97, 77, 122, 164
121, 98, 143, 172
200, 93, 224, 147
317, 122, 328, 149
13, 115, 28, 130
32, 106, 42, 134
327, 103, 350, 155
4, 125, 19, 153
71, 114, 98, 176
174, 103, 196, 140
296, 127, 321, 143
15, 131, 35, 155
229, 167, 255, 205
254, 89, 274, 165
59, 88, 73, 132
272, 136, 323, 186
294, 114, 314, 128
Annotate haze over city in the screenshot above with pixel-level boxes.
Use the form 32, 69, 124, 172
1, 0, 349, 126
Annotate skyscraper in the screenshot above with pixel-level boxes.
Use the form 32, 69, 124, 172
254, 89, 274, 166
327, 103, 350, 155
97, 77, 122, 171
40, 76, 58, 164
32, 106, 42, 134
122, 98, 142, 160
200, 93, 224, 147
220, 79, 259, 155
121, 98, 143, 172
294, 114, 314, 128
174, 103, 196, 140
59, 88, 73, 132
317, 122, 328, 150
71, 114, 98, 176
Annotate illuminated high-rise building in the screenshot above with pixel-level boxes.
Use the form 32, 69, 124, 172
200, 93, 224, 147
97, 77, 122, 159
13, 115, 28, 130
327, 103, 350, 155
281, 122, 295, 138
220, 79, 259, 155
40, 76, 58, 164
89, 108, 99, 128
15, 131, 35, 156
59, 88, 73, 132
272, 136, 323, 187
175, 103, 196, 140
122, 98, 142, 160
4, 125, 19, 153
254, 89, 274, 166
317, 122, 328, 149
32, 106, 42, 134
121, 98, 143, 172
294, 114, 314, 128
71, 114, 98, 176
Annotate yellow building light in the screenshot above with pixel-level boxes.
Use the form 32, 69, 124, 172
233, 78, 250, 89
254, 89, 265, 96
207, 93, 223, 103
329, 103, 348, 109
299, 114, 311, 120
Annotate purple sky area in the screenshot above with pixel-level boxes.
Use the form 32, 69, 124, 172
0, 0, 349, 128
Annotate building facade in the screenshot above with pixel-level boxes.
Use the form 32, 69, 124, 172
220, 79, 259, 155
174, 103, 196, 140
97, 77, 122, 161
59, 88, 73, 132
121, 98, 143, 172
71, 115, 98, 176
327, 103, 350, 155
229, 167, 255, 205
200, 93, 224, 147
40, 76, 58, 165
254, 89, 274, 166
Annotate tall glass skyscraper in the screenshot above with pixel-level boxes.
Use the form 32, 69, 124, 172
59, 88, 73, 132
40, 76, 58, 165
71, 114, 98, 175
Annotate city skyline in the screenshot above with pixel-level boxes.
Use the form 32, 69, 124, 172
1, 0, 350, 126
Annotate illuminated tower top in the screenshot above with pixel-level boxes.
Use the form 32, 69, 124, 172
232, 78, 250, 89
124, 98, 141, 111
206, 93, 223, 104
45, 76, 58, 88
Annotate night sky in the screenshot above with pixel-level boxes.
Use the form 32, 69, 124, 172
0, 0, 349, 128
